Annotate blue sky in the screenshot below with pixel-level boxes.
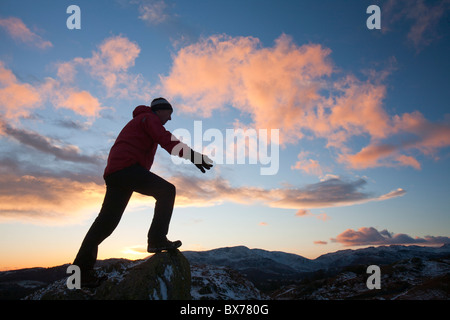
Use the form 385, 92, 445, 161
0, 0, 450, 270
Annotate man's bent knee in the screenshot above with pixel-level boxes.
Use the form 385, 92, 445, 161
166, 182, 176, 198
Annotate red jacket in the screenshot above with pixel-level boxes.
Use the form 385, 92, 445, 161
103, 105, 188, 178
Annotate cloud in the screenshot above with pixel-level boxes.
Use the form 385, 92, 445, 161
170, 174, 405, 211
314, 240, 328, 245
295, 209, 311, 217
0, 152, 108, 225
291, 151, 325, 177
384, 0, 450, 49
295, 209, 330, 221
0, 119, 101, 164
0, 61, 43, 119
332, 227, 450, 247
0, 34, 154, 225
327, 75, 390, 141
0, 60, 103, 120
339, 111, 450, 169
52, 89, 102, 118
0, 157, 402, 225
162, 33, 450, 171
0, 172, 104, 225
377, 188, 407, 201
162, 33, 333, 144
50, 36, 152, 111
70, 35, 151, 100
0, 17, 52, 49
136, 0, 169, 25
269, 178, 404, 209
0, 59, 103, 166
0, 30, 146, 120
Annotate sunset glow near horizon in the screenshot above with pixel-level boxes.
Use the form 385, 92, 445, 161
1, 0, 450, 271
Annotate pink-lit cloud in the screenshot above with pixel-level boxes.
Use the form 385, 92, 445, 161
339, 111, 450, 170
70, 35, 152, 100
0, 61, 42, 120
51, 88, 102, 118
291, 151, 325, 176
162, 33, 450, 171
295, 209, 330, 222
0, 60, 103, 120
332, 227, 450, 247
0, 17, 52, 49
162, 34, 333, 144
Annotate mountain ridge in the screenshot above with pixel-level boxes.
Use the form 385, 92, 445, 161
183, 243, 450, 273
1, 244, 449, 300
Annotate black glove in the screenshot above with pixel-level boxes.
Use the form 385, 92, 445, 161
190, 150, 213, 173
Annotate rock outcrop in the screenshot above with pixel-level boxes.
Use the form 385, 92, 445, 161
25, 250, 191, 300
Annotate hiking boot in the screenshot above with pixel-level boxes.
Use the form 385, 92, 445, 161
147, 238, 182, 253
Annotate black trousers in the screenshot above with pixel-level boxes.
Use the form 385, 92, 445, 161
73, 164, 176, 272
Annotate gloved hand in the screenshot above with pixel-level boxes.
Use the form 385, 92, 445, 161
190, 150, 213, 173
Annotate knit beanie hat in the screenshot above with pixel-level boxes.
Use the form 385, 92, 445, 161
151, 97, 173, 111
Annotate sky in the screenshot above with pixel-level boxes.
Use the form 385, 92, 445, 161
0, 0, 450, 271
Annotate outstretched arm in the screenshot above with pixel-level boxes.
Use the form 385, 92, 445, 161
141, 114, 213, 173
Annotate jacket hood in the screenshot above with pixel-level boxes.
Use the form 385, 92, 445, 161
133, 105, 153, 118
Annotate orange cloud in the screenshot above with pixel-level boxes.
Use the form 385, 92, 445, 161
55, 89, 101, 118
0, 17, 52, 49
0, 173, 104, 225
327, 75, 390, 141
295, 209, 329, 221
162, 33, 333, 144
0, 61, 42, 119
339, 143, 398, 169
393, 111, 450, 155
0, 60, 103, 120
291, 151, 325, 176
339, 111, 450, 170
95, 35, 140, 71
72, 35, 151, 100
162, 33, 450, 171
1, 34, 147, 121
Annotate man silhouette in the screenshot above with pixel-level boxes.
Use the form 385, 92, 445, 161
73, 97, 213, 287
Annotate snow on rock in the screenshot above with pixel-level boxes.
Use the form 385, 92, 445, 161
190, 264, 267, 300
